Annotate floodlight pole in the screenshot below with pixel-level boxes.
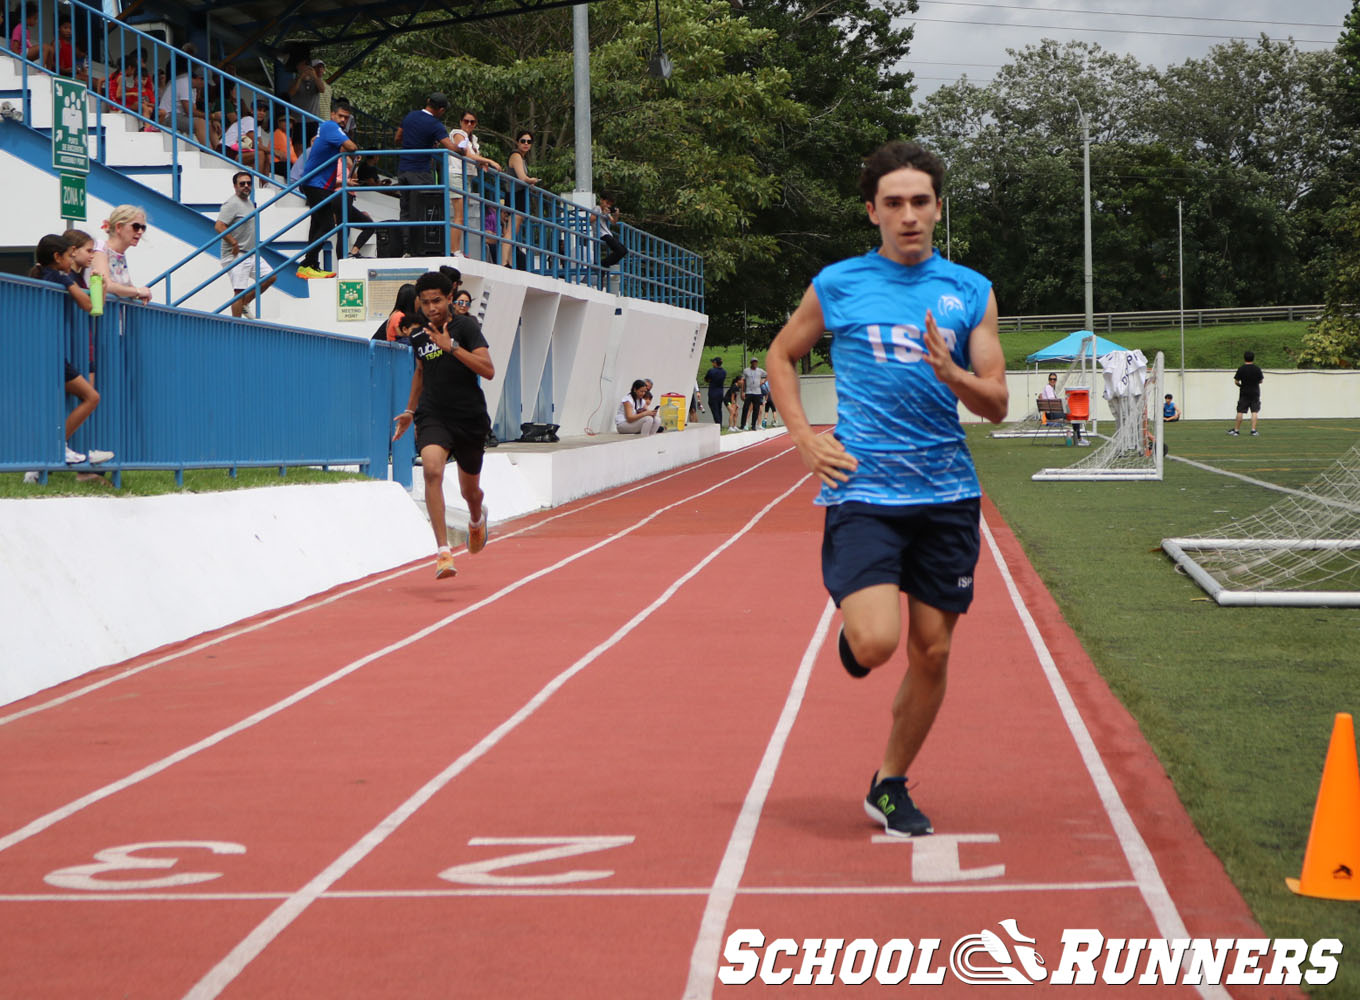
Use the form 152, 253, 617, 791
1078, 100, 1093, 335
1178, 197, 1186, 410
570, 5, 593, 206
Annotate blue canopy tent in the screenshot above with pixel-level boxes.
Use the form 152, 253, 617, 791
1025, 330, 1128, 363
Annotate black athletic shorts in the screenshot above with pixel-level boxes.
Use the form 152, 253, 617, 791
1236, 393, 1261, 414
821, 498, 981, 614
415, 413, 487, 476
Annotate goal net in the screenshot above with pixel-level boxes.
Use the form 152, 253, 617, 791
1033, 350, 1164, 481
1162, 444, 1360, 607
992, 338, 1095, 439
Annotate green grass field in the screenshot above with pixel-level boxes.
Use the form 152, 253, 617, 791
970, 418, 1360, 995
0, 466, 366, 499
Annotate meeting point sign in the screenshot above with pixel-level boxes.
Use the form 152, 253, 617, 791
719, 922, 1342, 988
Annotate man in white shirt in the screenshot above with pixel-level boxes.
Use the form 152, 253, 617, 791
157, 61, 206, 144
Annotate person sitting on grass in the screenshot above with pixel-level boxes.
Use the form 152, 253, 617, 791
1163, 394, 1180, 422
26, 235, 114, 482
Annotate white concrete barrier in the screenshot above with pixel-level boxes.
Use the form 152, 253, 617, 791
0, 481, 431, 706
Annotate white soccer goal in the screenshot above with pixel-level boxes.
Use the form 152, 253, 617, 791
1162, 443, 1360, 607
1032, 351, 1164, 482
992, 336, 1096, 439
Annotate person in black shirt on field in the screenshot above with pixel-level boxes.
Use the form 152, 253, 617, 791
1228, 350, 1264, 437
392, 271, 495, 578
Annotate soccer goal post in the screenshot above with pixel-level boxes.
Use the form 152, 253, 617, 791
1161, 443, 1360, 607
1032, 351, 1164, 482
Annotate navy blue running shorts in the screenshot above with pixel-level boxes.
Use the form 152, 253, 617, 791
821, 498, 981, 614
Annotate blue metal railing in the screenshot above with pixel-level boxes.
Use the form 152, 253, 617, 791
0, 274, 416, 487
2, 0, 706, 313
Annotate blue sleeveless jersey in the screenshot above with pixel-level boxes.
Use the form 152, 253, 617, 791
811, 250, 992, 507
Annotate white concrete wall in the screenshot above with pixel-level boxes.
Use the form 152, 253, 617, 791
0, 481, 432, 706
271, 255, 709, 440
797, 369, 1360, 426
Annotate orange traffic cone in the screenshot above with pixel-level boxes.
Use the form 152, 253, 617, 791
1286, 713, 1360, 900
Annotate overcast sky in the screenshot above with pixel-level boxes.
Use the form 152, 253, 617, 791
903, 0, 1354, 99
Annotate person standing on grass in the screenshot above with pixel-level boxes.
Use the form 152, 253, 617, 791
391, 270, 494, 580
766, 140, 1008, 838
741, 357, 766, 431
704, 357, 727, 425
1229, 350, 1263, 436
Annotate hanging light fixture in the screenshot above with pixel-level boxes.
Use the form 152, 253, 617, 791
649, 0, 673, 79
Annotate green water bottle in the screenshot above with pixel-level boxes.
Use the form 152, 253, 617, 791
89, 273, 104, 317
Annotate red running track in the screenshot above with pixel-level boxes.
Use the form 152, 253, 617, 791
0, 437, 1297, 998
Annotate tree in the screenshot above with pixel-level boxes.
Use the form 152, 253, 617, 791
1301, 0, 1360, 367
328, 0, 919, 343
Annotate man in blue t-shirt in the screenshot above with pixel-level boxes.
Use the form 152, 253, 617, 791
297, 99, 358, 278
767, 140, 1009, 839
394, 93, 461, 256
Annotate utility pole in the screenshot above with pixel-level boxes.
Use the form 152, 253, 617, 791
1078, 100, 1093, 334
571, 5, 593, 207
1178, 197, 1186, 408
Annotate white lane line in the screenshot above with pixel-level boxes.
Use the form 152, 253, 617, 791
682, 599, 836, 1000
980, 513, 1230, 1000
0, 448, 801, 857
180, 474, 814, 1000
0, 444, 771, 728
0, 880, 1137, 904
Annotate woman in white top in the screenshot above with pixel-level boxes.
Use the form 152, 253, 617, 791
88, 204, 153, 303
616, 379, 663, 436
448, 110, 500, 255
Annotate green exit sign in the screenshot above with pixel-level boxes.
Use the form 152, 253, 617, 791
60, 173, 86, 221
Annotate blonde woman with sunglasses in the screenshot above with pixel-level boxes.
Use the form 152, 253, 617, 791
88, 205, 153, 303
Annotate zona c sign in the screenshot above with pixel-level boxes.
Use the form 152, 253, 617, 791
60, 173, 86, 221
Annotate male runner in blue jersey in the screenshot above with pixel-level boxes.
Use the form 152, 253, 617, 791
766, 141, 1009, 837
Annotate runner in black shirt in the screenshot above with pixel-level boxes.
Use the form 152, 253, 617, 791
1228, 350, 1264, 437
392, 271, 495, 578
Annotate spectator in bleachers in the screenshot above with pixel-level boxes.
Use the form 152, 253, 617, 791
616, 379, 663, 436
346, 157, 381, 258
271, 116, 299, 179
597, 191, 628, 270
373, 282, 418, 342
216, 172, 277, 318
287, 55, 324, 124
87, 205, 153, 303
9, 8, 47, 62
448, 109, 500, 256
157, 53, 207, 146
50, 18, 102, 91
502, 130, 538, 269
297, 99, 358, 279
28, 234, 114, 473
394, 93, 458, 257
